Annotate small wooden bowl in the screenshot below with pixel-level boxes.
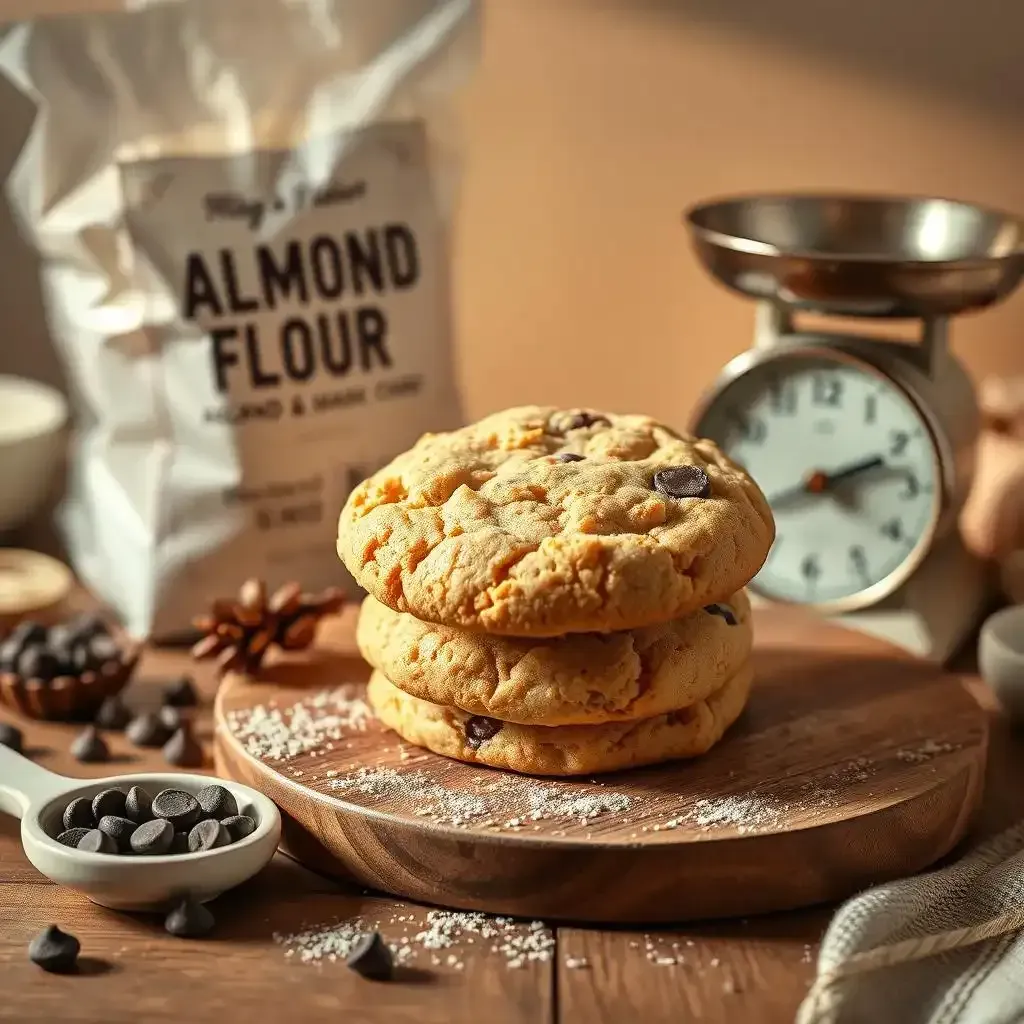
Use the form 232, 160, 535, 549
0, 641, 141, 722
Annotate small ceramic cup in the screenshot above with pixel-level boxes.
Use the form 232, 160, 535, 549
978, 604, 1024, 723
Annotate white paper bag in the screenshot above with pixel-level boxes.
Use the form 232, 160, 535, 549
0, 0, 478, 639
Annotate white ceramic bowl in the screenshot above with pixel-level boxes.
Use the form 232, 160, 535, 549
0, 375, 68, 532
978, 604, 1024, 723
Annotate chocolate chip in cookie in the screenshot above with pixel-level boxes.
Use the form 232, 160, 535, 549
653, 465, 711, 499
704, 603, 738, 626
465, 715, 502, 748
552, 453, 586, 463
565, 411, 610, 430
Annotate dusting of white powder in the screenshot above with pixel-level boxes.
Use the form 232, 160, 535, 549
275, 910, 554, 971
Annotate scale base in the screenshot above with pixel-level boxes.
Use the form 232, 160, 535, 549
750, 535, 997, 664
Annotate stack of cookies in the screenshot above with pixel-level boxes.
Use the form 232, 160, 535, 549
337, 406, 775, 777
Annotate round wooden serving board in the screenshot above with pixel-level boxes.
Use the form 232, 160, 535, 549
213, 606, 987, 924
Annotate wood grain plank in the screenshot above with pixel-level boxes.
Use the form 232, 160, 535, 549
0, 872, 553, 1024
557, 914, 823, 1024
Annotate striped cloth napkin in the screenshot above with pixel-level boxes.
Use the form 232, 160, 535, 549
797, 819, 1024, 1024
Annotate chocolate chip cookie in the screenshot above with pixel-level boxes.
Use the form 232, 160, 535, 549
366, 664, 753, 776
356, 591, 751, 725
337, 406, 774, 635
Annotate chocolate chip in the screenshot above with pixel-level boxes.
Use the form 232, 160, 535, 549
69, 613, 108, 643
126, 712, 171, 748
28, 925, 80, 973
222, 814, 256, 842
70, 726, 109, 763
163, 724, 204, 768
77, 828, 117, 854
704, 603, 738, 626
56, 828, 91, 848
124, 785, 153, 824
170, 832, 190, 854
564, 411, 610, 430
94, 694, 131, 730
97, 815, 137, 852
163, 675, 198, 708
553, 452, 586, 463
0, 638, 21, 672
188, 818, 230, 852
0, 721, 23, 753
151, 789, 200, 831
158, 705, 182, 732
346, 931, 394, 981
129, 818, 174, 855
653, 465, 711, 499
9, 619, 46, 650
46, 625, 75, 668
91, 788, 127, 821
86, 634, 120, 666
465, 715, 502, 748
18, 646, 60, 682
62, 797, 95, 831
196, 784, 238, 821
165, 896, 214, 938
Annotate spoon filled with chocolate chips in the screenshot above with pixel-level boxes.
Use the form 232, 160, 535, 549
0, 743, 281, 911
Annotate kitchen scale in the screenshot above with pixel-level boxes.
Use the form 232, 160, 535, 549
685, 194, 1024, 663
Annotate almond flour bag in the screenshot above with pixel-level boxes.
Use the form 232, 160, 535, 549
0, 0, 478, 638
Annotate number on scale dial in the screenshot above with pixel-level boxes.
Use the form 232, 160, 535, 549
697, 352, 942, 608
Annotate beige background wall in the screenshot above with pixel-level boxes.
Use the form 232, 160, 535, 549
2, 0, 1024, 432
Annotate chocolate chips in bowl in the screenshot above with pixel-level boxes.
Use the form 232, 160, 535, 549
0, 614, 140, 721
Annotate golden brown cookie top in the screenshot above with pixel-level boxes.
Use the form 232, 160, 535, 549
337, 406, 774, 635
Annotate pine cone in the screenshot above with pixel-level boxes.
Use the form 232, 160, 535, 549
190, 579, 346, 676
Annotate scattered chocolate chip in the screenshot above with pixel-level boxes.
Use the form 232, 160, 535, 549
553, 452, 586, 463
158, 705, 182, 732
346, 931, 394, 981
0, 721, 23, 753
151, 789, 200, 831
70, 726, 109, 763
196, 784, 238, 821
97, 815, 137, 852
129, 818, 174, 855
18, 646, 60, 682
94, 694, 131, 730
170, 832, 191, 855
704, 603, 738, 626
56, 828, 91, 848
77, 828, 117, 854
28, 925, 80, 973
222, 814, 256, 842
62, 797, 94, 831
165, 896, 215, 938
124, 785, 152, 824
564, 411, 610, 430
188, 818, 230, 852
163, 724, 204, 768
465, 715, 502, 748
653, 465, 711, 499
126, 712, 172, 748
91, 788, 127, 821
163, 675, 198, 708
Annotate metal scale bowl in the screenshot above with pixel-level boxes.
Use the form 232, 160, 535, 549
685, 193, 1024, 662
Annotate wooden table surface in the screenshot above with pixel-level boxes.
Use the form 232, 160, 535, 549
1, 610, 1022, 1024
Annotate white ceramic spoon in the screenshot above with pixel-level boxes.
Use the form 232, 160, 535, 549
0, 744, 281, 911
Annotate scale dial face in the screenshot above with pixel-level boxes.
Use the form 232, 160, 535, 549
696, 349, 944, 611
